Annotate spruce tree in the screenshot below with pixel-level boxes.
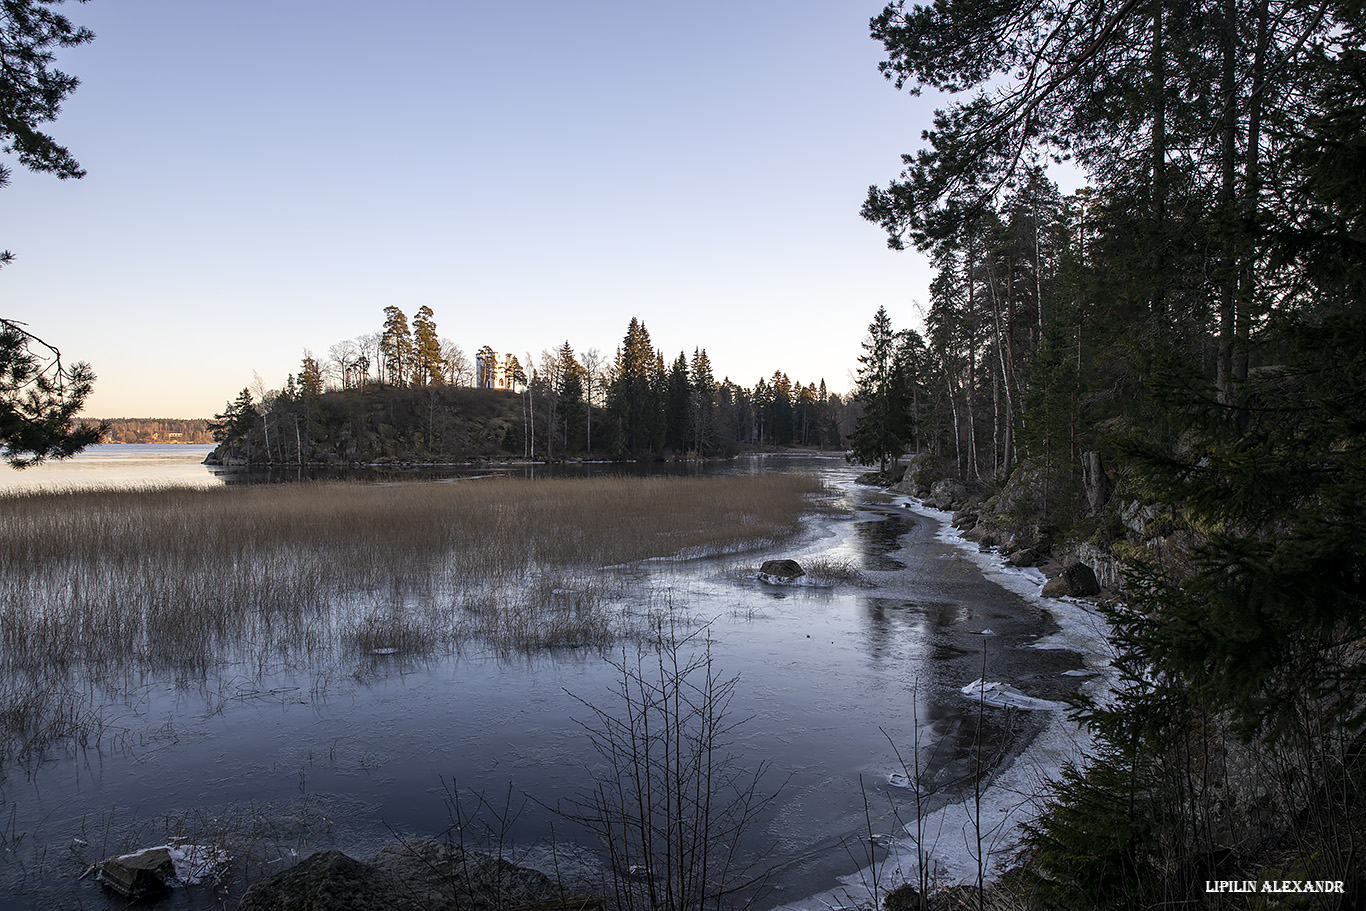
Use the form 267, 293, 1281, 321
849, 307, 908, 472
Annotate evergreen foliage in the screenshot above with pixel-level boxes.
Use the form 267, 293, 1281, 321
379, 306, 413, 386
861, 0, 1366, 899
411, 305, 443, 387
1, 2, 101, 466
848, 307, 910, 472
211, 315, 849, 465
0, 0, 92, 215
0, 318, 104, 467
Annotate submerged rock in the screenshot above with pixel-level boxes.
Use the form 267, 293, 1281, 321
758, 559, 805, 583
1041, 561, 1101, 598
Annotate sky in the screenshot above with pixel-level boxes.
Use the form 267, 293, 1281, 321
4, 1, 944, 419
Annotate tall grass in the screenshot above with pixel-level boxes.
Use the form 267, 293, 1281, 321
0, 473, 823, 759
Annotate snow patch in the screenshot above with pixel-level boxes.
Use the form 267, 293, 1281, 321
961, 678, 1063, 711
755, 572, 833, 587
166, 843, 229, 885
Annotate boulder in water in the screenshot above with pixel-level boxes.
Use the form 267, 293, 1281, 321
97, 847, 176, 899
758, 559, 805, 583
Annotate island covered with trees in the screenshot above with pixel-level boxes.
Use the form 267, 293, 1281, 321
205, 311, 853, 465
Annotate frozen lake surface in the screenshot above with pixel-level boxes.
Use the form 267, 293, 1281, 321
0, 444, 219, 493
0, 454, 1109, 909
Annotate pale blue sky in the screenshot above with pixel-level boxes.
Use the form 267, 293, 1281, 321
5, 1, 940, 418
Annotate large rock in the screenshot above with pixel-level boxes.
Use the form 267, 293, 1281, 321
97, 847, 176, 899
890, 454, 944, 498
884, 882, 926, 911
758, 559, 805, 583
373, 840, 560, 911
1081, 451, 1112, 514
237, 851, 407, 911
238, 840, 567, 911
922, 478, 968, 510
1041, 562, 1101, 598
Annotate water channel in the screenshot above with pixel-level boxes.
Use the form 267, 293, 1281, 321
0, 448, 1110, 909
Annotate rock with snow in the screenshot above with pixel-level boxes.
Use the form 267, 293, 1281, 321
758, 559, 805, 583
1041, 561, 1101, 598
1006, 547, 1042, 568
96, 842, 228, 898
97, 847, 177, 899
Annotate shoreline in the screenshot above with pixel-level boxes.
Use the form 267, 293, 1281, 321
776, 493, 1114, 910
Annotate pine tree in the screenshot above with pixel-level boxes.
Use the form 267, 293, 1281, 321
0, 319, 104, 467
411, 305, 443, 386
299, 352, 324, 399
1, 6, 101, 466
475, 345, 498, 388
379, 306, 413, 386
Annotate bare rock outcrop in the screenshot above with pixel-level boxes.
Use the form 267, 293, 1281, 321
237, 839, 574, 911
1041, 561, 1102, 598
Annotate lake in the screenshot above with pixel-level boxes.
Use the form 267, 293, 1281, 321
0, 450, 1109, 909
0, 443, 221, 493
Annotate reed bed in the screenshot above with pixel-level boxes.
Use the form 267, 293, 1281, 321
0, 473, 823, 759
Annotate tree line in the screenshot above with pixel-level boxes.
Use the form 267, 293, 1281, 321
208, 311, 856, 463
855, 0, 1365, 903
74, 417, 214, 444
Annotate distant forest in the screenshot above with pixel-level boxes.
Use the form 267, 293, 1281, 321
78, 418, 214, 444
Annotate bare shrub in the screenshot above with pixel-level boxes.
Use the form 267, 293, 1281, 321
564, 619, 778, 911
802, 556, 871, 586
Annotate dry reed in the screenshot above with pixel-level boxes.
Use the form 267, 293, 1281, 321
0, 473, 823, 759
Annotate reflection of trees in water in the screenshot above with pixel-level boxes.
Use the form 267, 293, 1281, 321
851, 514, 915, 570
